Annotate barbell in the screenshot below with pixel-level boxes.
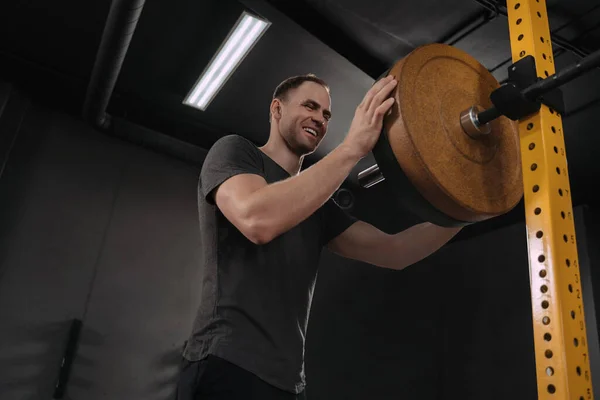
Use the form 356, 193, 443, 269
357, 43, 600, 227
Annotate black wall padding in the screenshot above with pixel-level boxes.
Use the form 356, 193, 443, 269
0, 81, 29, 180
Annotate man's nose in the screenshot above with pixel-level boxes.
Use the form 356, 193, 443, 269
312, 117, 325, 127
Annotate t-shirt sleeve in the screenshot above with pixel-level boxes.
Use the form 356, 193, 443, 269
200, 135, 265, 205
321, 197, 358, 246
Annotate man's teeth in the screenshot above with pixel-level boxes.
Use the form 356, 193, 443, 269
303, 128, 317, 136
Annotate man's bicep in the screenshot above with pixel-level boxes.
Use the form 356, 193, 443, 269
212, 173, 268, 214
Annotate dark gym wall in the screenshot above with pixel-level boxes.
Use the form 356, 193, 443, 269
307, 221, 536, 399
0, 83, 205, 399
1, 82, 600, 400
307, 207, 600, 400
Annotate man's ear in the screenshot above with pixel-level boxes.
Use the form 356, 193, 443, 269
270, 98, 282, 120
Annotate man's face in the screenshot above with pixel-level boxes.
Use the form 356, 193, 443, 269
275, 81, 332, 156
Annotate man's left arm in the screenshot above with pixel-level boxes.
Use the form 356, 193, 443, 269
327, 220, 462, 271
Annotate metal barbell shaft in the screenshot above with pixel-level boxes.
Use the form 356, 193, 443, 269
477, 47, 600, 125
358, 164, 385, 188
523, 47, 600, 99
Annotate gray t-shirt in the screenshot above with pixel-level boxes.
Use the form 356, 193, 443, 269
182, 134, 357, 394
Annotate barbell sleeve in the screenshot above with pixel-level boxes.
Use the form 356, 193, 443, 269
358, 163, 385, 188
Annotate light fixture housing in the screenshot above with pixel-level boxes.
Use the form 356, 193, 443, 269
183, 10, 271, 111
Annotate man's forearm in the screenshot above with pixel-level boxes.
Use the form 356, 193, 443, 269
373, 223, 462, 270
245, 144, 361, 242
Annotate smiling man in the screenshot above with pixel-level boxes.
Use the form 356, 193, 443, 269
177, 74, 462, 399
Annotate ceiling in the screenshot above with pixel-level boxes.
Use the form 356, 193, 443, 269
0, 0, 599, 235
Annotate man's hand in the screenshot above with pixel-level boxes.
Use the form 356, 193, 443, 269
341, 75, 397, 159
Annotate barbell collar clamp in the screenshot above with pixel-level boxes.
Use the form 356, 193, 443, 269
460, 105, 492, 139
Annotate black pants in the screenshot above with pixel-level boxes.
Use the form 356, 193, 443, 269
176, 355, 307, 400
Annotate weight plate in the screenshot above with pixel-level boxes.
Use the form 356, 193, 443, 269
373, 43, 523, 225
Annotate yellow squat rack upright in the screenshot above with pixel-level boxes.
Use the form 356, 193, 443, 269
505, 0, 594, 398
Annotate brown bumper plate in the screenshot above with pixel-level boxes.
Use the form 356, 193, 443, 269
372, 43, 524, 226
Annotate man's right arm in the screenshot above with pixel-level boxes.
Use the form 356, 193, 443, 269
213, 75, 398, 245
214, 144, 361, 244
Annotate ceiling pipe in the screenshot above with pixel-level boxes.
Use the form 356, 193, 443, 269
440, 9, 498, 46
82, 0, 146, 129
472, 0, 590, 58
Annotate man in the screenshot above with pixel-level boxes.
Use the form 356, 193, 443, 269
177, 74, 462, 399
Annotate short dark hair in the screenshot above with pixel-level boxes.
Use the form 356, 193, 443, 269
272, 73, 329, 102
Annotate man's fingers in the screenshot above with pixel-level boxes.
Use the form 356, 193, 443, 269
359, 75, 395, 110
367, 79, 397, 115
372, 97, 395, 124
373, 74, 395, 93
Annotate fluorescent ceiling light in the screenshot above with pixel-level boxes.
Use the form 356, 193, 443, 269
183, 11, 271, 111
